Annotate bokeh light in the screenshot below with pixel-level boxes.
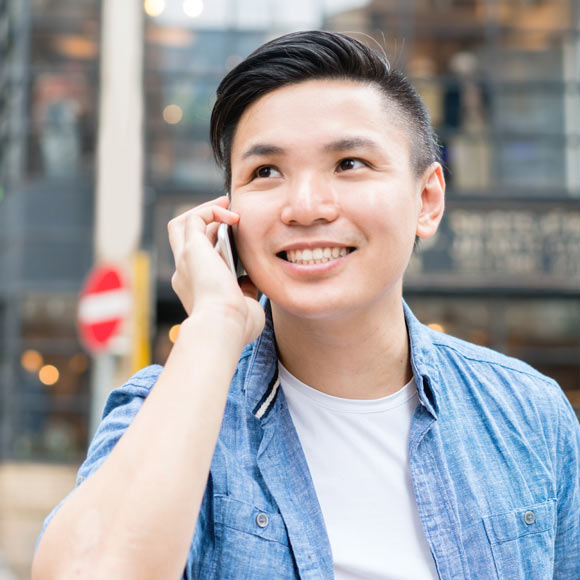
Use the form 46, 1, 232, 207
68, 353, 89, 373
427, 323, 445, 333
39, 364, 60, 386
183, 0, 204, 18
168, 324, 180, 343
163, 104, 183, 125
21, 349, 44, 373
144, 0, 166, 17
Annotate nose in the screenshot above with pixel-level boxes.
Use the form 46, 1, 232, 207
280, 173, 339, 226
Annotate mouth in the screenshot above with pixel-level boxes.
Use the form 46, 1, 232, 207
277, 246, 356, 265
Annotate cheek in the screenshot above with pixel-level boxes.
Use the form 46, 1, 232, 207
353, 189, 390, 212
231, 201, 268, 264
347, 194, 416, 240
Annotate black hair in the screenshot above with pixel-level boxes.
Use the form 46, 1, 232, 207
210, 29, 440, 189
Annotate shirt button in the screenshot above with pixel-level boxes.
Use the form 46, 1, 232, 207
523, 510, 536, 525
256, 513, 269, 528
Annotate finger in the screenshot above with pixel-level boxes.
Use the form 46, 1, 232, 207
168, 199, 232, 264
180, 195, 229, 214
179, 198, 234, 228
169, 196, 230, 236
197, 195, 230, 209
168, 215, 185, 262
183, 205, 239, 245
206, 222, 220, 246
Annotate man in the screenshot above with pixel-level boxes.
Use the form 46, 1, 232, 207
33, 31, 579, 580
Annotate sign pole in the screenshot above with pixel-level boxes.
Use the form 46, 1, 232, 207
90, 353, 115, 438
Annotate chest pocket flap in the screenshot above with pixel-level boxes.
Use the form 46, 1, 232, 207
208, 495, 298, 580
213, 495, 290, 546
482, 499, 556, 545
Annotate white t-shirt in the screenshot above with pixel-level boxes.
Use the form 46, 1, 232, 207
279, 363, 438, 580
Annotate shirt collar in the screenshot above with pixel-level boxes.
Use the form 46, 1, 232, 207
244, 298, 441, 421
244, 299, 281, 423
403, 300, 441, 418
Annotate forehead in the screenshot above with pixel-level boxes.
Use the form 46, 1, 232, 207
230, 79, 411, 162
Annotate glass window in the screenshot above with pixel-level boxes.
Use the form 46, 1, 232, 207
28, 70, 97, 178
14, 293, 91, 461
406, 297, 494, 347
31, 0, 100, 20
14, 358, 90, 462
30, 26, 100, 67
26, 3, 100, 181
504, 300, 580, 350
146, 28, 226, 74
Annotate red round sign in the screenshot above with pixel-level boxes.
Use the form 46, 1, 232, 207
78, 265, 131, 353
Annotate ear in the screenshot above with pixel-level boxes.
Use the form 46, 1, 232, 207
416, 162, 445, 239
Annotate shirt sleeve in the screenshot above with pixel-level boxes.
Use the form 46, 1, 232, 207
36, 365, 163, 545
553, 389, 580, 579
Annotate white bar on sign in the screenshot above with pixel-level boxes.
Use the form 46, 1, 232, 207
79, 289, 132, 324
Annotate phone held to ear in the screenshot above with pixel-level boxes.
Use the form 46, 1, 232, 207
216, 222, 247, 279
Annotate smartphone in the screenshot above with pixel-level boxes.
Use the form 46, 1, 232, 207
216, 222, 246, 279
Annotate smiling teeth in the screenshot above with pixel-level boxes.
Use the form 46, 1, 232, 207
286, 247, 349, 264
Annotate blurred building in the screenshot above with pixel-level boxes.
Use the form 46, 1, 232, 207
1, 0, 99, 463
0, 0, 99, 575
0, 0, 579, 577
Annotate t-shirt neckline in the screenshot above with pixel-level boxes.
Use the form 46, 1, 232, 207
278, 362, 417, 414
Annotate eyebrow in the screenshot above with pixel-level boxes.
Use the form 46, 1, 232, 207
323, 137, 382, 153
241, 144, 286, 160
240, 136, 382, 161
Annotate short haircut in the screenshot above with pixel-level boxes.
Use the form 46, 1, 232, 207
210, 30, 440, 190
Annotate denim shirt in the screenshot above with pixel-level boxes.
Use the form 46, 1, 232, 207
41, 301, 580, 579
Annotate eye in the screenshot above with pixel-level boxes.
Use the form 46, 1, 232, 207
253, 165, 281, 179
337, 158, 366, 172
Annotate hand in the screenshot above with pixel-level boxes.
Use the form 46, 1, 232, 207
168, 196, 265, 345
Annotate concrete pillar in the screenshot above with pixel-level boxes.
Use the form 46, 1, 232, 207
91, 0, 144, 435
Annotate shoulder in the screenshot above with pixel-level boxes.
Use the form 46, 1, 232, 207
424, 329, 580, 471
405, 301, 560, 404
431, 329, 557, 389
103, 364, 164, 406
426, 329, 577, 430
75, 365, 165, 482
103, 346, 259, 413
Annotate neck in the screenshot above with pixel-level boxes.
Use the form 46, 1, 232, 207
271, 294, 412, 399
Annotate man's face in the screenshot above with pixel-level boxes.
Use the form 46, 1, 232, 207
229, 79, 437, 322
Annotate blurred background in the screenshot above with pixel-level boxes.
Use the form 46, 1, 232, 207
1, 0, 580, 577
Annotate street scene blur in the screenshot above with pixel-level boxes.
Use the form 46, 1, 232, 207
1, 0, 580, 577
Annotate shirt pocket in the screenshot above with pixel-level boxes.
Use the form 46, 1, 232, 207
482, 499, 556, 580
209, 495, 299, 580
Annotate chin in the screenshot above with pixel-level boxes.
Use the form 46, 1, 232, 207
267, 288, 365, 322
264, 279, 404, 325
